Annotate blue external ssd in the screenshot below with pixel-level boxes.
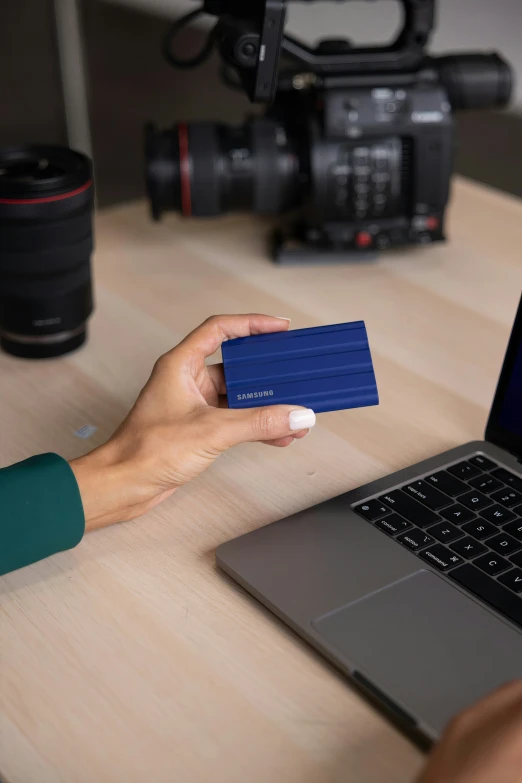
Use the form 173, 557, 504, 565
222, 321, 379, 414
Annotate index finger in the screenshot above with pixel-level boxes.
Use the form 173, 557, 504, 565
451, 679, 522, 734
177, 314, 291, 359
473, 680, 522, 716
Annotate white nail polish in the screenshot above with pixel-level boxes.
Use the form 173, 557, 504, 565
289, 409, 316, 431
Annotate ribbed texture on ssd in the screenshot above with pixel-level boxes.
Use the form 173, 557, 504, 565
222, 321, 379, 414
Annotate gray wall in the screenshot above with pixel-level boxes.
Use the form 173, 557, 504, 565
0, 0, 67, 147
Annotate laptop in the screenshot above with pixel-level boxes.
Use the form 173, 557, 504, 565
216, 294, 522, 744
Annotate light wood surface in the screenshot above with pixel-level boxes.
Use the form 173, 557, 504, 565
1, 177, 521, 783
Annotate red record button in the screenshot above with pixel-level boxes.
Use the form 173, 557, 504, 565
356, 231, 373, 248
426, 216, 439, 231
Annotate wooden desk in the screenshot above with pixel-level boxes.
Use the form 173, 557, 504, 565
1, 178, 521, 783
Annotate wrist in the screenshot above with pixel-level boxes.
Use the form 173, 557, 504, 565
69, 442, 148, 532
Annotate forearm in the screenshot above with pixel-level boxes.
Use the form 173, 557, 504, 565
69, 448, 129, 531
69, 441, 172, 532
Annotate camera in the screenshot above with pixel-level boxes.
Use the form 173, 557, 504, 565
145, 0, 513, 264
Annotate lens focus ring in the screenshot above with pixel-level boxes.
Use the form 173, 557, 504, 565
0, 211, 92, 251
0, 236, 93, 275
0, 181, 93, 220
187, 124, 221, 217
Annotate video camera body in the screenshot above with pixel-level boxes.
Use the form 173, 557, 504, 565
146, 0, 512, 263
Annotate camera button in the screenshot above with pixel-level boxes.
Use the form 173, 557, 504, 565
355, 231, 373, 248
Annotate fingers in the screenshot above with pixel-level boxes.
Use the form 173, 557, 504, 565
469, 680, 522, 723
465, 680, 522, 721
176, 314, 291, 360
207, 367, 318, 427
264, 437, 296, 448
480, 680, 522, 710
210, 405, 316, 450
446, 679, 522, 738
206, 365, 314, 437
206, 363, 227, 396
264, 429, 311, 448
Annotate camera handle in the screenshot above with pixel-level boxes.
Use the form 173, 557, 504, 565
165, 1, 436, 103
203, 0, 435, 103
281, 0, 435, 76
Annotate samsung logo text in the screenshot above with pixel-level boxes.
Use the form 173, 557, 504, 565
237, 390, 274, 401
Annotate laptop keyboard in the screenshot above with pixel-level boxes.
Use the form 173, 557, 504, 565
353, 455, 522, 630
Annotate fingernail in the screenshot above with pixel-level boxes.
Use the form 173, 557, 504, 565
275, 316, 291, 321
289, 409, 316, 431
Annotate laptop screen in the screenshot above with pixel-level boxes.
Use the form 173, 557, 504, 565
486, 295, 522, 456
499, 346, 522, 437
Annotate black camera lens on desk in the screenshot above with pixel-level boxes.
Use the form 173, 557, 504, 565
0, 146, 94, 359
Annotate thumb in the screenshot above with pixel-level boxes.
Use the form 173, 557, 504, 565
214, 405, 316, 449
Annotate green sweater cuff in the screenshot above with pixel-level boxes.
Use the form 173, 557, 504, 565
0, 453, 86, 576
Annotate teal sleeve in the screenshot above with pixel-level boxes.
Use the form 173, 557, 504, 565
0, 454, 85, 576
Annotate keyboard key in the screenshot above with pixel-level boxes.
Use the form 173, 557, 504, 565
461, 519, 497, 540
487, 533, 522, 556
490, 488, 522, 508
426, 521, 463, 544
420, 545, 463, 571
503, 520, 522, 542
511, 551, 522, 569
480, 505, 516, 526
403, 480, 452, 510
469, 455, 498, 471
473, 553, 511, 576
441, 504, 476, 525
450, 536, 487, 559
468, 475, 504, 494
376, 514, 411, 536
378, 491, 439, 528
491, 468, 522, 494
498, 569, 522, 593
457, 490, 493, 511
427, 471, 469, 497
448, 461, 482, 480
397, 529, 435, 552
451, 564, 522, 629
354, 500, 391, 521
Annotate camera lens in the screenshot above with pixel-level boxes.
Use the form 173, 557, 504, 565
145, 119, 302, 220
0, 146, 94, 359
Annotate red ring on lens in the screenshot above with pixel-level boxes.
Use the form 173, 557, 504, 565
178, 123, 192, 217
0, 179, 93, 204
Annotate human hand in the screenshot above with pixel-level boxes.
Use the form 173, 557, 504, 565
70, 315, 316, 530
418, 680, 522, 783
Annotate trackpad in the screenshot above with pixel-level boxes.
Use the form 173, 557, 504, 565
312, 569, 522, 736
